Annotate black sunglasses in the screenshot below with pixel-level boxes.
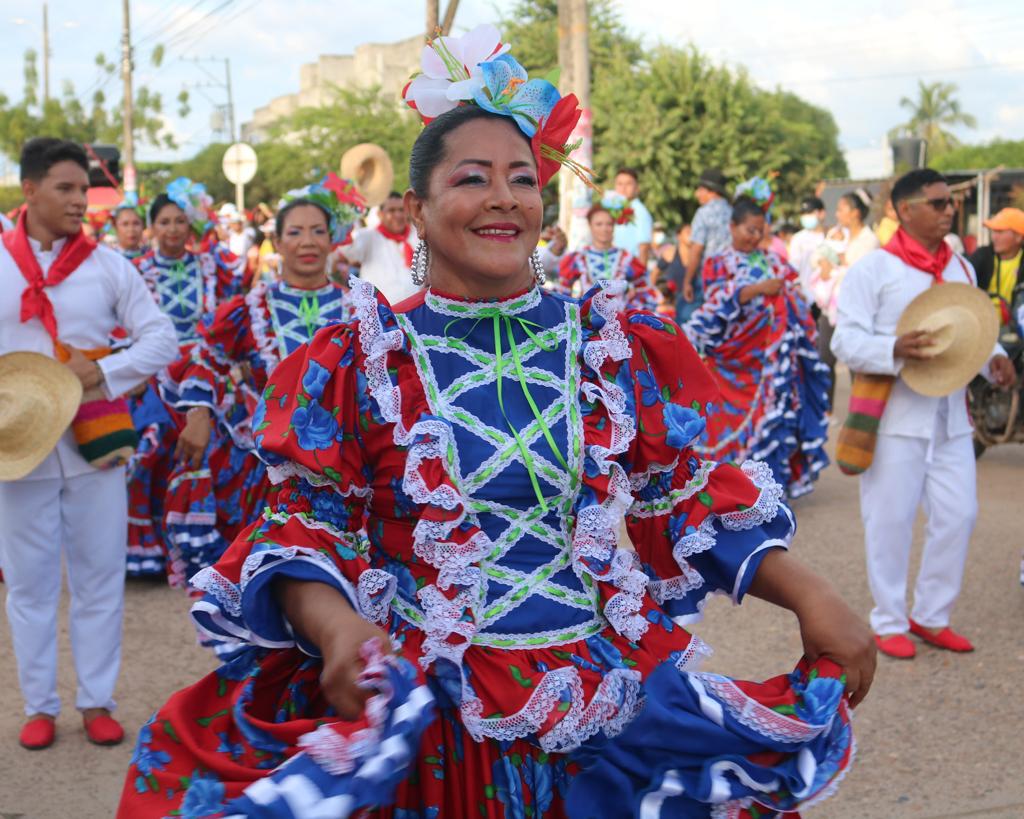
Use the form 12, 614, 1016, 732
905, 196, 956, 212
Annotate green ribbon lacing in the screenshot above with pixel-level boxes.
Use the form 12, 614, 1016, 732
445, 310, 569, 512
298, 294, 321, 340
170, 259, 189, 310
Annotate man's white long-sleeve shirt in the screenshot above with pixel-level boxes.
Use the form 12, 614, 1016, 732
0, 235, 179, 480
831, 248, 1002, 440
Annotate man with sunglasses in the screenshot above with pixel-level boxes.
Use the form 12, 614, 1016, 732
832, 168, 1015, 661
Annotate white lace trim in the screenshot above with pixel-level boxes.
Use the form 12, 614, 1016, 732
718, 461, 786, 531
687, 672, 831, 744
629, 460, 715, 519
350, 275, 489, 670
265, 458, 372, 499
573, 281, 648, 641
357, 569, 398, 626
674, 634, 714, 671
246, 281, 279, 376
460, 664, 643, 754
424, 285, 541, 318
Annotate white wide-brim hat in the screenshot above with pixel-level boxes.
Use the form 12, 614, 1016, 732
0, 352, 83, 481
340, 143, 394, 209
895, 282, 999, 398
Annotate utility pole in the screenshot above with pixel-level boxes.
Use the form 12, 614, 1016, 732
224, 58, 236, 142
224, 58, 245, 211
440, 0, 459, 35
42, 3, 50, 102
121, 0, 136, 197
557, 0, 592, 246
426, 0, 439, 37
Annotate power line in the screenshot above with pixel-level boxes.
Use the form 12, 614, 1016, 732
135, 0, 211, 48
159, 0, 237, 53
165, 0, 260, 56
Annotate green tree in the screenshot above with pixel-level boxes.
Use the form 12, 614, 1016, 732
500, 0, 644, 80
592, 47, 847, 224
270, 85, 422, 193
932, 138, 1024, 171
895, 80, 976, 158
0, 49, 188, 160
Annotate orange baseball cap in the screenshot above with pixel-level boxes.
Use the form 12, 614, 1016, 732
983, 207, 1024, 235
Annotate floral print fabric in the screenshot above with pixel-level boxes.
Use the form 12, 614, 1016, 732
119, 279, 852, 818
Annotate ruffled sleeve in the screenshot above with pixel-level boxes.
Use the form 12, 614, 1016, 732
686, 254, 743, 354
159, 293, 251, 418
189, 323, 392, 652
620, 310, 794, 622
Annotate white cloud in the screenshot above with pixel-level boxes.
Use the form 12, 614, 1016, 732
3, 0, 1022, 172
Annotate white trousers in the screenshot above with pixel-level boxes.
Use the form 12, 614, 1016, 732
859, 431, 976, 635
0, 467, 127, 717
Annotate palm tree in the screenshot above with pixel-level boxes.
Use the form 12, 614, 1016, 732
896, 80, 977, 157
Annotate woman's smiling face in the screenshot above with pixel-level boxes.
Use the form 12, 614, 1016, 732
406, 116, 543, 298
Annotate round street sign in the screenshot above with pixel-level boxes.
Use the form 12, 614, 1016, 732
222, 142, 258, 185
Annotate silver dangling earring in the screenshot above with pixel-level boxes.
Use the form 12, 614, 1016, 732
411, 242, 430, 286
530, 250, 546, 286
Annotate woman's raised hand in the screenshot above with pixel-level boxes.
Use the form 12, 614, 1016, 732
276, 577, 394, 719
319, 611, 395, 719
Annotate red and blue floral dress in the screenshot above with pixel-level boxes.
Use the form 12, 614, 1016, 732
158, 280, 354, 589
558, 245, 660, 313
126, 247, 246, 580
119, 279, 853, 818
684, 248, 831, 499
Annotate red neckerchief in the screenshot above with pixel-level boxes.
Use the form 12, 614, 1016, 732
883, 227, 952, 281
375, 223, 414, 269
2, 210, 96, 343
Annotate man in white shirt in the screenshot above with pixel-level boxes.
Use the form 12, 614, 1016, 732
789, 196, 827, 304
832, 168, 1014, 660
341, 192, 420, 305
0, 138, 178, 749
611, 168, 653, 266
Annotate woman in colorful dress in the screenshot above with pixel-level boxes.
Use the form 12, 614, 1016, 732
126, 178, 246, 581
558, 203, 660, 311
685, 187, 831, 498
158, 175, 365, 588
111, 202, 148, 263
119, 27, 872, 819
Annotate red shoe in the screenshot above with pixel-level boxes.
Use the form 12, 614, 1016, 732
83, 713, 124, 746
874, 633, 916, 659
909, 620, 974, 652
19, 717, 56, 750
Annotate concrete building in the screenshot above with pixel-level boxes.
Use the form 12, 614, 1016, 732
241, 35, 422, 143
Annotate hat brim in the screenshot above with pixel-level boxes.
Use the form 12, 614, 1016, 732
0, 352, 83, 481
895, 283, 999, 398
698, 181, 727, 196
340, 144, 395, 209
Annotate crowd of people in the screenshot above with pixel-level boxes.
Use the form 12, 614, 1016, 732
0, 20, 1021, 819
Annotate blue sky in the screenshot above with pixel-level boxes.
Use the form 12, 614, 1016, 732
2, 0, 1022, 179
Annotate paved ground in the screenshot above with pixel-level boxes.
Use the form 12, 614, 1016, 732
1, 375, 1022, 818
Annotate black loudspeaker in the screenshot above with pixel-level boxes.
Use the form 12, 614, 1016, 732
84, 144, 121, 187
891, 137, 927, 172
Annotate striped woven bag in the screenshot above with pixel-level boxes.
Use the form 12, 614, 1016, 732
835, 373, 896, 475
56, 343, 139, 469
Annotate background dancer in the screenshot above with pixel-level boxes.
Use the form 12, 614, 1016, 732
126, 178, 244, 583
685, 181, 831, 498
160, 175, 366, 592
558, 202, 659, 310
0, 138, 177, 750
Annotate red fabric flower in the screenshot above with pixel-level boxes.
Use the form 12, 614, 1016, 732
531, 93, 581, 188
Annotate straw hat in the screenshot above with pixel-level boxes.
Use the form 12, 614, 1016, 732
340, 144, 394, 208
0, 352, 83, 481
895, 282, 999, 397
